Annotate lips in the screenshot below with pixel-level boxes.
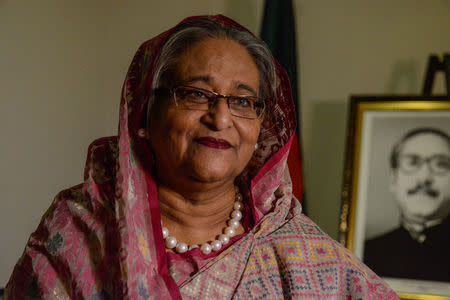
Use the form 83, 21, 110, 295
195, 137, 232, 149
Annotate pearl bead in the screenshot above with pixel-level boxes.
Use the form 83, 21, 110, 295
218, 234, 230, 245
188, 245, 199, 251
231, 210, 242, 221
211, 240, 222, 251
162, 185, 243, 253
228, 219, 240, 229
162, 227, 169, 239
176, 242, 188, 253
165, 236, 177, 249
201, 243, 212, 255
234, 201, 243, 210
225, 227, 236, 237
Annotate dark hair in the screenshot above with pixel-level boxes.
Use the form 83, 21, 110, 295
390, 127, 450, 169
148, 18, 276, 116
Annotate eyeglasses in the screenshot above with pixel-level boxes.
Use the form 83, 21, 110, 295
171, 86, 265, 119
398, 154, 450, 175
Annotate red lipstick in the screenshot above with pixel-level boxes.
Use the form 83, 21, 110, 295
195, 137, 232, 149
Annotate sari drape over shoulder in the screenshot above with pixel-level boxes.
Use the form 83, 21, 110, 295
5, 15, 399, 299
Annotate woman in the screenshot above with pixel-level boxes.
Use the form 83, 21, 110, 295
6, 15, 398, 299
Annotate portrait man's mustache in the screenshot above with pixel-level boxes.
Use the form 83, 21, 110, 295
407, 181, 439, 198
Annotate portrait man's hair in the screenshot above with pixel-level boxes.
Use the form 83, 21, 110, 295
390, 127, 450, 170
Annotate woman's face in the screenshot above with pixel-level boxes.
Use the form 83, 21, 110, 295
148, 37, 262, 189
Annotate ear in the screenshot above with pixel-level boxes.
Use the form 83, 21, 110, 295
137, 128, 150, 139
389, 169, 398, 193
258, 111, 265, 124
260, 112, 273, 130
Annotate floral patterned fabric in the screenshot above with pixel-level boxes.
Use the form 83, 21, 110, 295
5, 15, 399, 299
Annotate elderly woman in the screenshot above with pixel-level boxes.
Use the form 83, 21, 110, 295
6, 15, 398, 299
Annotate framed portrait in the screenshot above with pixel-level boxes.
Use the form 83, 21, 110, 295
339, 96, 450, 299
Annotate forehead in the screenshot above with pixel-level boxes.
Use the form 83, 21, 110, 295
175, 37, 259, 92
401, 133, 450, 155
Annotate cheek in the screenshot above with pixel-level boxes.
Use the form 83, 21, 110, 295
239, 121, 261, 144
237, 123, 260, 154
397, 174, 415, 190
235, 122, 260, 169
393, 176, 414, 203
150, 110, 197, 158
165, 114, 198, 152
435, 175, 450, 195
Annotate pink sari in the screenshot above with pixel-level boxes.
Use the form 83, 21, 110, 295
6, 15, 399, 299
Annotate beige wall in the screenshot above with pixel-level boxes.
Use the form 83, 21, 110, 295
1, 0, 449, 285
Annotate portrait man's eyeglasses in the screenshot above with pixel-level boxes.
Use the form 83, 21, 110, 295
398, 154, 450, 176
172, 86, 265, 120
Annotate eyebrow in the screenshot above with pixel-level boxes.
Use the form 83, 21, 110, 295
184, 76, 210, 85
236, 83, 257, 96
183, 76, 258, 96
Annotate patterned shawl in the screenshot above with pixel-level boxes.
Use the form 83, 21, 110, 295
5, 15, 398, 299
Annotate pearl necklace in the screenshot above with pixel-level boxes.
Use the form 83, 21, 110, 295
162, 188, 244, 255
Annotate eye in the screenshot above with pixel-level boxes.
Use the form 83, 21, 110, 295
400, 155, 421, 171
406, 155, 420, 166
434, 156, 450, 170
183, 88, 209, 103
187, 90, 207, 99
231, 96, 253, 108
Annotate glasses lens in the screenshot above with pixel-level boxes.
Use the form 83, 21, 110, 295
399, 155, 422, 173
229, 96, 264, 119
173, 86, 264, 119
174, 87, 210, 110
429, 155, 450, 175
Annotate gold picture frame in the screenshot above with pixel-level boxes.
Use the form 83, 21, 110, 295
339, 96, 450, 299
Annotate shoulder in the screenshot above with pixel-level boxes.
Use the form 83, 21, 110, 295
6, 137, 121, 299
364, 227, 406, 250
6, 183, 119, 298
250, 214, 398, 299
429, 216, 450, 238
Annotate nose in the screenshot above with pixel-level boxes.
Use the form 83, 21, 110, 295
202, 98, 233, 130
417, 160, 435, 182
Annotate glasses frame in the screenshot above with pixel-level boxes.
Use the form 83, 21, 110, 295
398, 154, 450, 176
171, 85, 265, 120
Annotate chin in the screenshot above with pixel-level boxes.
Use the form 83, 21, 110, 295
405, 206, 440, 220
188, 164, 238, 184
190, 172, 235, 185
186, 155, 243, 182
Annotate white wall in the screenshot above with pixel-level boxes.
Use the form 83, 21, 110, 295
1, 0, 449, 286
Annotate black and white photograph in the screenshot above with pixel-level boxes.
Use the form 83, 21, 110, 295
340, 97, 450, 298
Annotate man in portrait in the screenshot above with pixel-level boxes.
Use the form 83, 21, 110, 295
364, 127, 450, 282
